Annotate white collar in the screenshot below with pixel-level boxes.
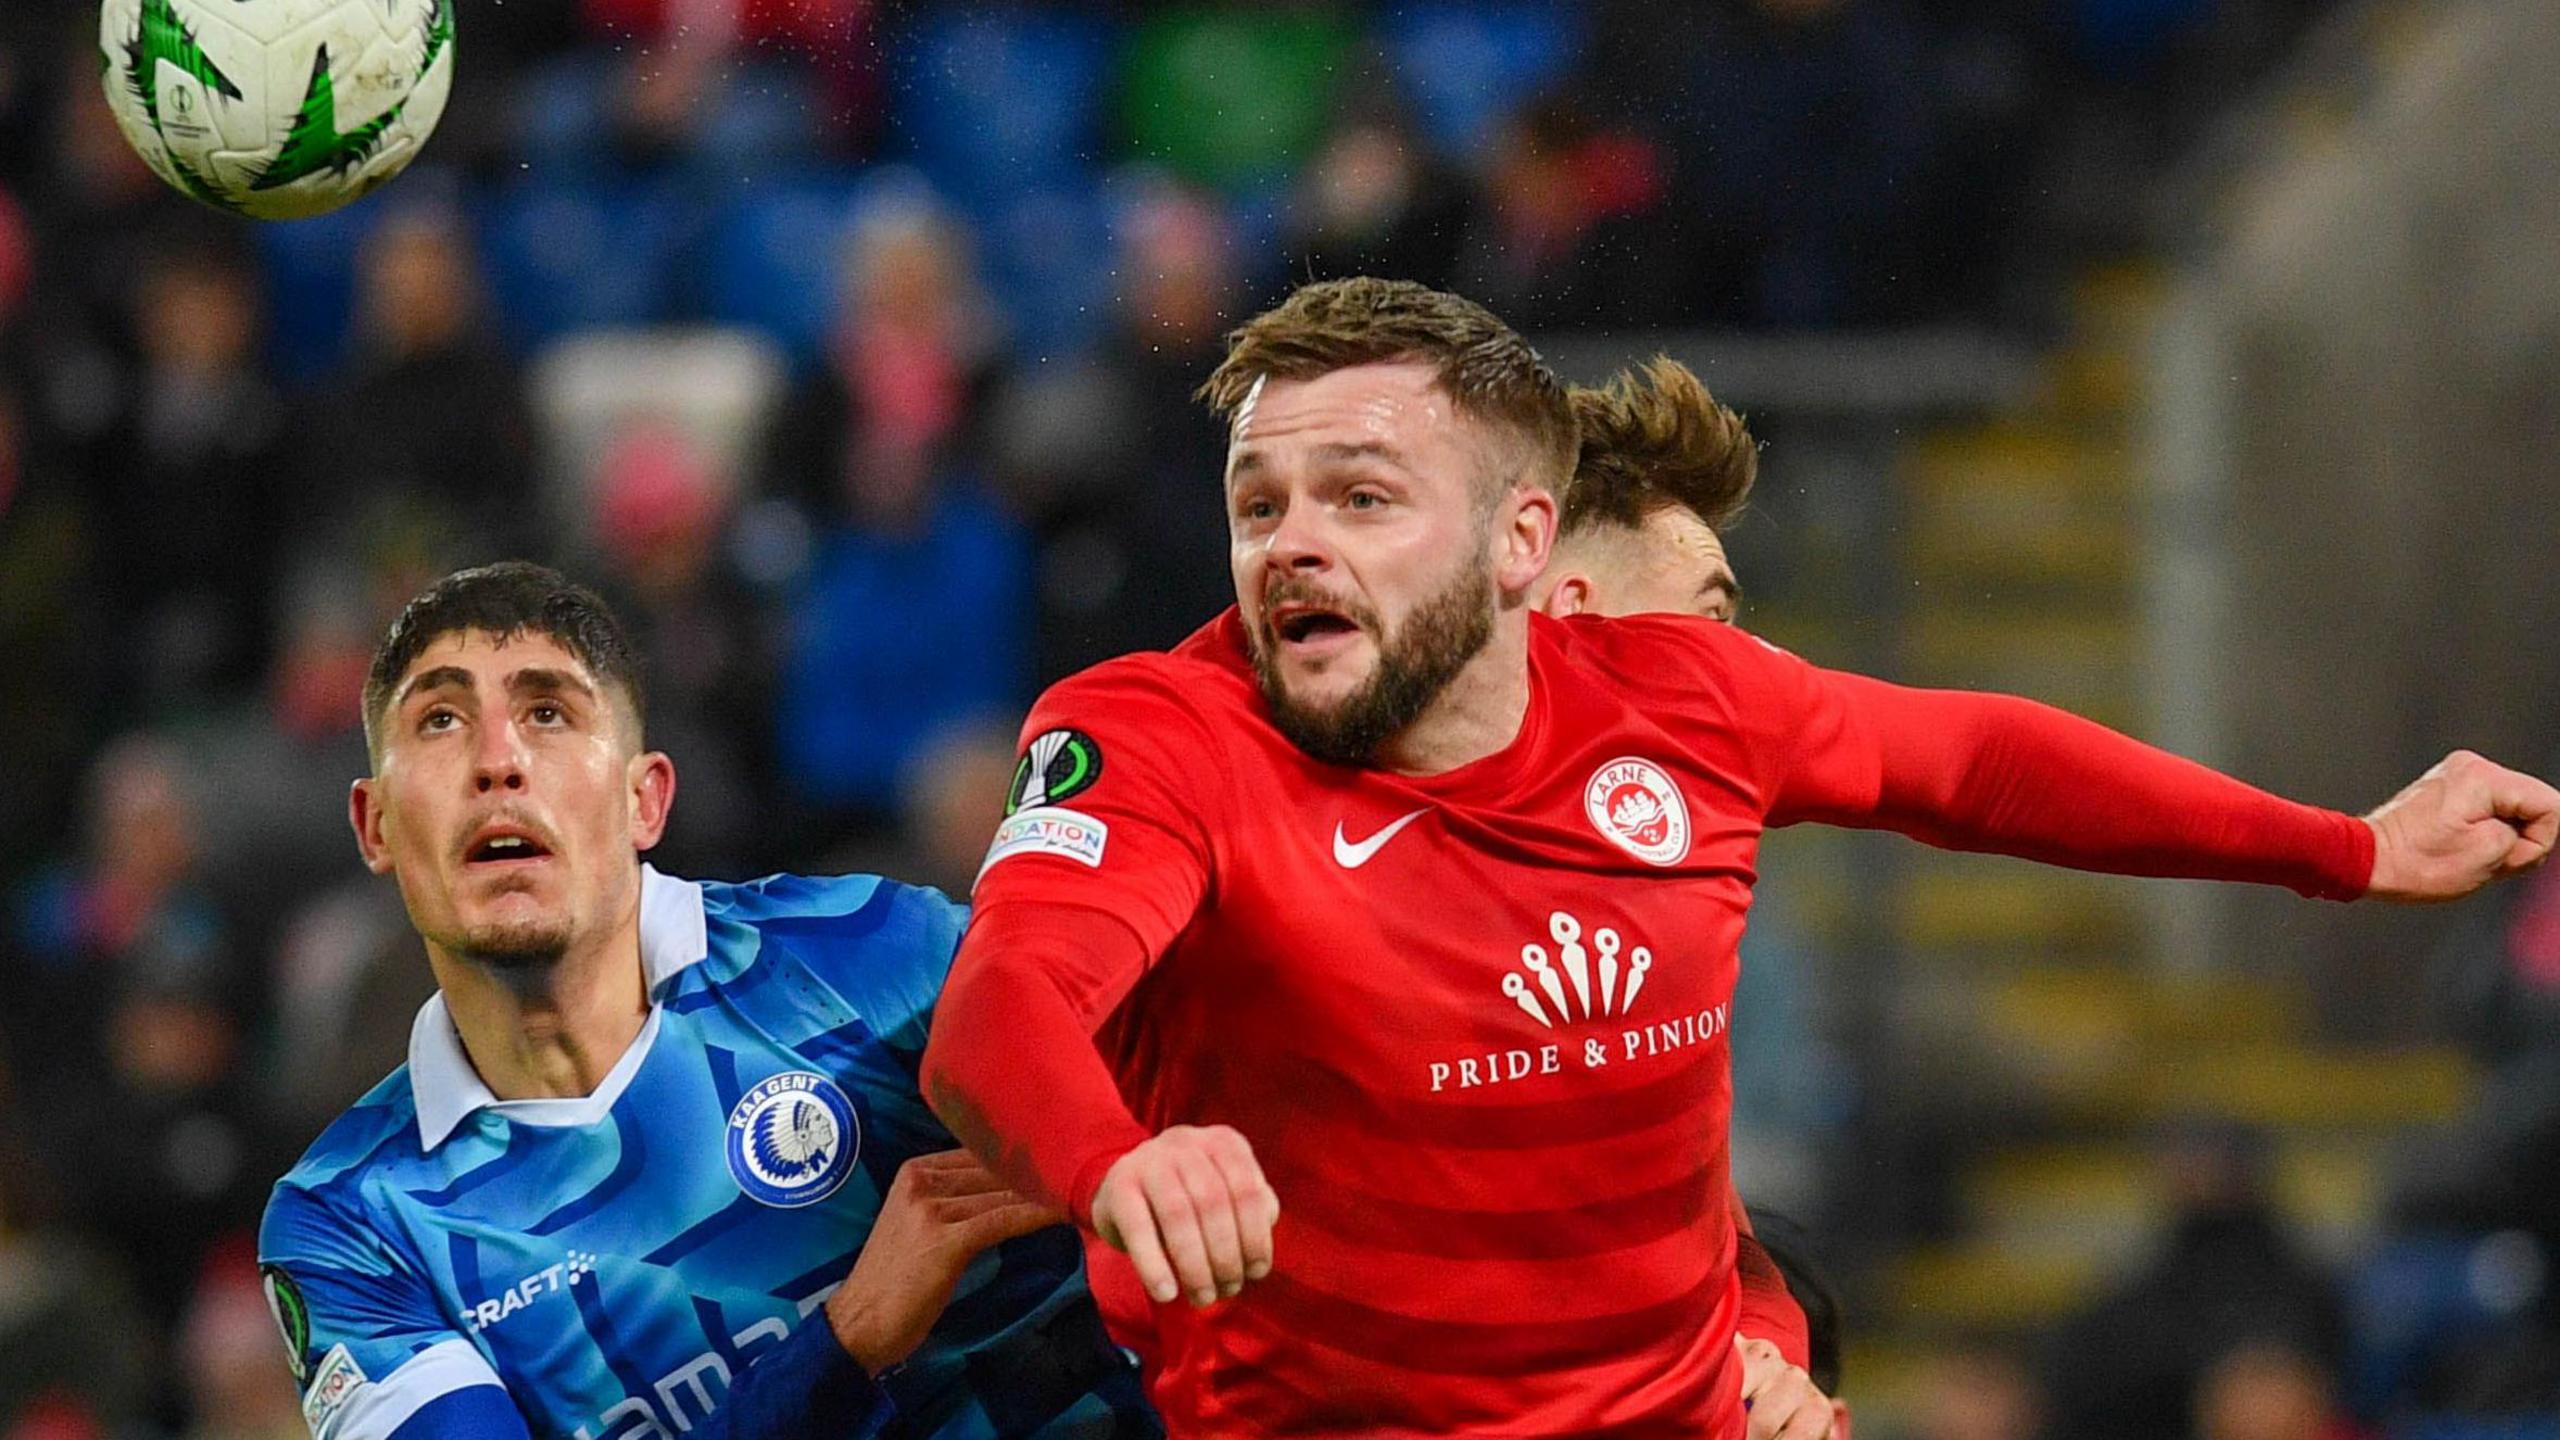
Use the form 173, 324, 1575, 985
410, 865, 710, 1151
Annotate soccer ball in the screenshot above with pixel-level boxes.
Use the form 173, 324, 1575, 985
99, 0, 455, 221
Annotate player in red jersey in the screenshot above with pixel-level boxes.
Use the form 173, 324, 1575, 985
1073, 354, 1840, 1435
1540, 358, 1836, 1440
921, 278, 2559, 1438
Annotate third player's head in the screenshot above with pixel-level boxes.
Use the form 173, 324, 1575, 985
1537, 356, 1756, 623
1200, 277, 1578, 764
350, 562, 673, 979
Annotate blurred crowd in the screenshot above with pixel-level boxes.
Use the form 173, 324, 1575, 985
6, 1, 2549, 1438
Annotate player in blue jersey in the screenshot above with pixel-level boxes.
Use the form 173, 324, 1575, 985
259, 563, 1156, 1440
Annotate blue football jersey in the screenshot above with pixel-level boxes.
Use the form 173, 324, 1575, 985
259, 868, 1153, 1440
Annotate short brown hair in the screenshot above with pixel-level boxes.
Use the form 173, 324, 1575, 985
1562, 357, 1757, 538
362, 562, 645, 763
1199, 277, 1580, 496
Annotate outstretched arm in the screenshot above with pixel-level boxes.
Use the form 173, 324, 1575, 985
1776, 665, 2557, 904
1771, 670, 2378, 898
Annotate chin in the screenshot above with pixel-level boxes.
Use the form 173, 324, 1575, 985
452, 888, 575, 971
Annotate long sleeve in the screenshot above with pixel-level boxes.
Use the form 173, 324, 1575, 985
678, 1314, 891, 1440
921, 658, 1221, 1224
1730, 1184, 1809, 1370
925, 901, 1161, 1223
1755, 660, 2373, 900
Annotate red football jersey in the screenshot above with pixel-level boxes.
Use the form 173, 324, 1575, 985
938, 609, 2369, 1437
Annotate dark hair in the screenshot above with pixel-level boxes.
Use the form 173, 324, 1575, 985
1563, 356, 1757, 538
362, 562, 645, 759
1746, 1209, 1845, 1395
1199, 276, 1581, 496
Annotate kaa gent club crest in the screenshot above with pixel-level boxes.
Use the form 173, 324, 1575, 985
726, 1071, 860, 1208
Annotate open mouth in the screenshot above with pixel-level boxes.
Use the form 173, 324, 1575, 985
464, 826, 554, 868
1271, 604, 1364, 652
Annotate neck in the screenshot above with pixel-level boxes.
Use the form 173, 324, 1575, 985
1375, 611, 1534, 776
429, 893, 649, 1104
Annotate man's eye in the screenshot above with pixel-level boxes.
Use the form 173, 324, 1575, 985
1240, 499, 1276, 521
530, 702, 564, 725
1347, 491, 1383, 510
421, 710, 457, 732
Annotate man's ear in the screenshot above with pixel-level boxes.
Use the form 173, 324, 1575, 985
350, 777, 395, 875
1497, 486, 1558, 599
629, 750, 677, 853
1542, 573, 1594, 618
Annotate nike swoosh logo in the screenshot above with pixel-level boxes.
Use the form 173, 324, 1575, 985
1333, 809, 1430, 869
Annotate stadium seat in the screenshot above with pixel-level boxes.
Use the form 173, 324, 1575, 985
257, 201, 380, 383
2349, 1234, 2552, 1418
1120, 7, 1358, 190
978, 183, 1116, 359
517, 53, 825, 183
477, 180, 695, 349
1378, 2, 1587, 161
701, 166, 961, 372
886, 7, 1117, 212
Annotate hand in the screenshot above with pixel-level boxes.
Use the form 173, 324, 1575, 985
2364, 750, 2560, 902
1737, 1335, 1837, 1440
826, 1150, 1063, 1376
1090, 1125, 1279, 1308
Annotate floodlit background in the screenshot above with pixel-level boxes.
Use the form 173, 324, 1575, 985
0, 1, 2555, 1436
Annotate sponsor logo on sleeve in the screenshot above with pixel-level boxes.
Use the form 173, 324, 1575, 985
977, 806, 1111, 881
302, 1344, 368, 1436
1006, 729, 1104, 816
262, 1264, 312, 1385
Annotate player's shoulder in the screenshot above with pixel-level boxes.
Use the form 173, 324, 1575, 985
264, 1068, 428, 1254
697, 869, 962, 938
1038, 611, 1256, 719
1544, 609, 1799, 687
688, 871, 966, 1044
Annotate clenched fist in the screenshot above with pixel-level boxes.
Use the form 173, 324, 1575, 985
1091, 1125, 1280, 1309
2364, 750, 2560, 902
1738, 1335, 1841, 1440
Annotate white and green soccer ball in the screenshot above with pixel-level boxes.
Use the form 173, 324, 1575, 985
99, 0, 455, 221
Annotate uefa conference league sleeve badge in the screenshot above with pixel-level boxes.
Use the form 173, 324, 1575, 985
979, 729, 1111, 880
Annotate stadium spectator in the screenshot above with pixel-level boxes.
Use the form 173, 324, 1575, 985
0, 370, 101, 883
2192, 1341, 2369, 1440
2044, 1123, 2349, 1440
175, 1240, 303, 1440
585, 419, 776, 875
0, 1059, 154, 1440
1450, 95, 1670, 331
1582, 0, 1942, 326
80, 923, 276, 1383
1914, 1343, 2044, 1440
894, 719, 1023, 900
581, 0, 881, 140
1285, 102, 1469, 292
768, 195, 1028, 830
987, 179, 1240, 683
303, 203, 538, 561
92, 237, 295, 709
1120, 5, 1355, 190
5, 736, 234, 1102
